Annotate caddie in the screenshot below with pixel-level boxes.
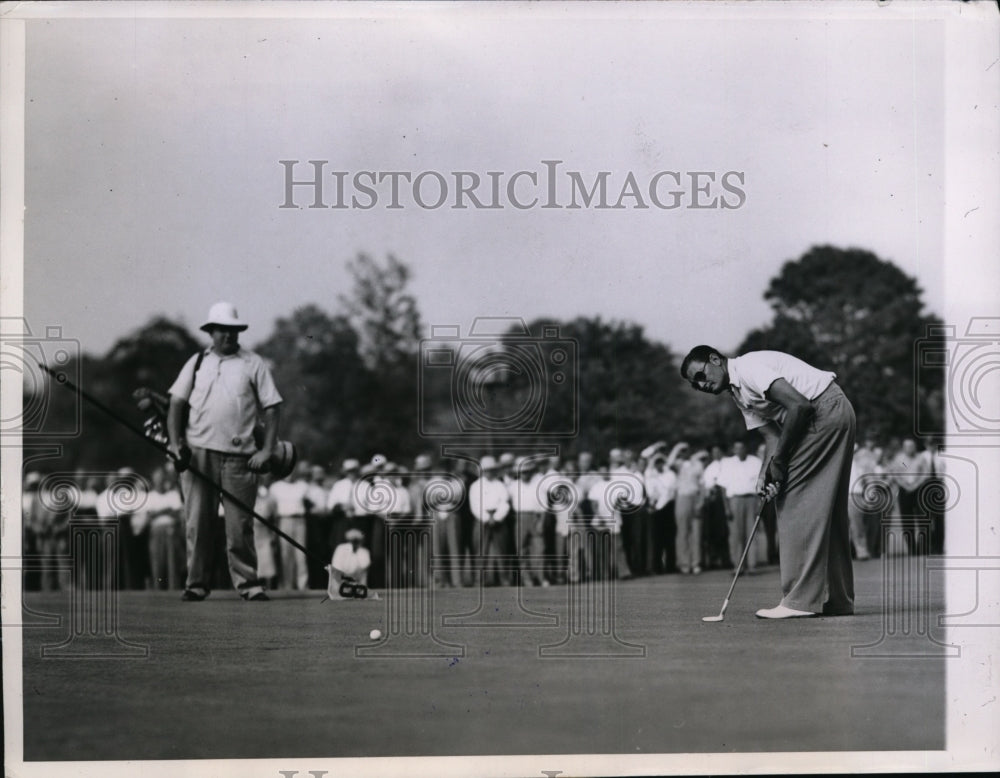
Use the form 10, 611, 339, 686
167, 301, 283, 602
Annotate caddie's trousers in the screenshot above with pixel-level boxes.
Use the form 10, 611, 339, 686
181, 447, 264, 598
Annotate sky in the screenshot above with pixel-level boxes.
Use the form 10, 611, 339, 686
22, 5, 945, 358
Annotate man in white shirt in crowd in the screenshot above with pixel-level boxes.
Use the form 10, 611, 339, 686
672, 444, 706, 575
587, 464, 636, 580
252, 474, 279, 589
327, 458, 361, 544
509, 456, 548, 587
701, 445, 730, 570
573, 452, 602, 581
719, 440, 765, 573
428, 460, 465, 588
304, 464, 330, 589
270, 462, 311, 591
889, 439, 933, 556
30, 473, 72, 592
682, 346, 856, 619
847, 440, 878, 561
540, 455, 576, 584
147, 466, 186, 590
643, 450, 676, 575
468, 456, 512, 587
326, 528, 371, 599
925, 440, 946, 555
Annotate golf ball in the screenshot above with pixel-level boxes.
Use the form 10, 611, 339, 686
369, 629, 382, 640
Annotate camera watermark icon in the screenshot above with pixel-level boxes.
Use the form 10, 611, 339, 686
418, 317, 578, 438
0, 318, 81, 438
915, 317, 1000, 437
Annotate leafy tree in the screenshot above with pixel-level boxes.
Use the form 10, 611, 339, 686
488, 316, 723, 461
337, 254, 424, 461
339, 253, 422, 371
256, 305, 372, 467
738, 245, 943, 442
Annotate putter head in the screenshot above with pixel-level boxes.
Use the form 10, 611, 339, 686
702, 615, 725, 622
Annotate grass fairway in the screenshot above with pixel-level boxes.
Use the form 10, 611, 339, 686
21, 560, 945, 760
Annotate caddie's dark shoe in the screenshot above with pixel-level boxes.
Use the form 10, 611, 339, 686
247, 591, 270, 602
181, 589, 207, 602
821, 602, 854, 616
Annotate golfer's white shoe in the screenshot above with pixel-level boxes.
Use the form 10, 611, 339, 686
755, 605, 816, 619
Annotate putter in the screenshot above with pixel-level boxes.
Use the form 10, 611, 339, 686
702, 491, 773, 623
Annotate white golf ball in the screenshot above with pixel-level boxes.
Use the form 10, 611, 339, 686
369, 629, 382, 640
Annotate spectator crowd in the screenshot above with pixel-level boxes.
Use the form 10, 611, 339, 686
22, 436, 946, 592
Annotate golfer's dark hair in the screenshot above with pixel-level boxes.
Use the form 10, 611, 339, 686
680, 345, 725, 380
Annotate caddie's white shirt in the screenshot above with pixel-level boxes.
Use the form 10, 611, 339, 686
270, 479, 309, 517
727, 351, 835, 431
168, 347, 283, 454
469, 477, 511, 522
331, 542, 371, 578
719, 454, 762, 496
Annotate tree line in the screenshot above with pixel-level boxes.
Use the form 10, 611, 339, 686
26, 246, 944, 475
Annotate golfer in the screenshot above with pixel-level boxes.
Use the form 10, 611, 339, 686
167, 301, 283, 602
680, 346, 855, 619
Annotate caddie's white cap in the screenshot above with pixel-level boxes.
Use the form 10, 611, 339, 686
201, 301, 248, 332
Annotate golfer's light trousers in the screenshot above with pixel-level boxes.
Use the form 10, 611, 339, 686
775, 383, 856, 613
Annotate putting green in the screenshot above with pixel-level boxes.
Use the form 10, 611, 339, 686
19, 560, 944, 760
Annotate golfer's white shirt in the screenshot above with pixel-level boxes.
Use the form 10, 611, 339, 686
727, 350, 836, 431
331, 542, 371, 578
469, 477, 511, 522
718, 454, 762, 497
